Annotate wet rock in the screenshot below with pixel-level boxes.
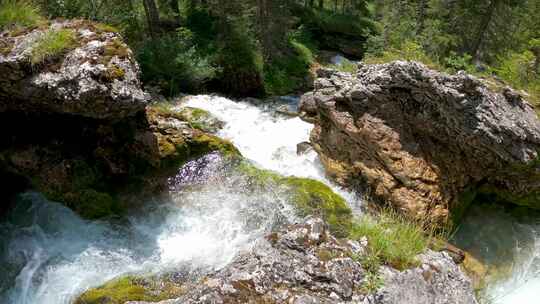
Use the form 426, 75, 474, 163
127, 218, 476, 304
369, 251, 477, 304
0, 20, 148, 120
299, 92, 318, 123
296, 141, 313, 155
305, 61, 540, 223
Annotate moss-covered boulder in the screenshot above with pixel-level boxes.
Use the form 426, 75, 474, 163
74, 275, 184, 304
235, 161, 352, 237
0, 104, 240, 219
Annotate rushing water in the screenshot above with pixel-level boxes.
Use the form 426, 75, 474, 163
0, 95, 353, 304
2, 94, 538, 304
181, 95, 358, 210
453, 203, 540, 303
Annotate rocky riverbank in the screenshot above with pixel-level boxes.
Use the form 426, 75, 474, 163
301, 61, 540, 224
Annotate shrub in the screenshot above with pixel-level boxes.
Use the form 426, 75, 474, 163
0, 0, 44, 30
264, 29, 317, 95
29, 28, 77, 65
493, 50, 540, 106
137, 29, 218, 95
364, 40, 440, 70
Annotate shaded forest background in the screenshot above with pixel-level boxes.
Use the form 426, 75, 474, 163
1, 0, 539, 101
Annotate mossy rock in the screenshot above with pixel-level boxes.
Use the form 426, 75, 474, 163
74, 275, 185, 304
151, 104, 225, 134
235, 161, 352, 237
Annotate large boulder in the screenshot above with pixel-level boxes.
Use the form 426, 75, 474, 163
304, 61, 540, 223
123, 218, 476, 304
0, 20, 148, 120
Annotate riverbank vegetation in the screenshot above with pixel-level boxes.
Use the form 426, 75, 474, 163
1, 1, 538, 101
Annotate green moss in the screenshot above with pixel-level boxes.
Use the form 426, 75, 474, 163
94, 23, 120, 34
190, 133, 241, 159
29, 28, 78, 65
103, 64, 125, 81
0, 1, 44, 30
282, 176, 352, 237
101, 38, 130, 64
74, 275, 184, 304
235, 161, 352, 237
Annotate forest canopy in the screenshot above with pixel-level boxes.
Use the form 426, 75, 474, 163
1, 0, 538, 101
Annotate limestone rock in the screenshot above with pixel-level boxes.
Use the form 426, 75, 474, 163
0, 20, 148, 120
306, 61, 540, 222
129, 218, 476, 304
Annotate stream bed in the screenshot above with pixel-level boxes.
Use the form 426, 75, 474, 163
0, 95, 539, 303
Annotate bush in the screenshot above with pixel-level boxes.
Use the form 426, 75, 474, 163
29, 28, 77, 65
364, 40, 440, 69
0, 0, 44, 30
137, 28, 218, 95
493, 50, 540, 105
263, 29, 317, 95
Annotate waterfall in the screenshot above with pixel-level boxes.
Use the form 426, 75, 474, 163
0, 95, 352, 304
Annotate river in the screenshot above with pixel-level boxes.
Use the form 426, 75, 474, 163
0, 95, 538, 303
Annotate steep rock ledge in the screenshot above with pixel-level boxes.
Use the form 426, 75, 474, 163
0, 21, 238, 218
302, 61, 540, 223
0, 19, 147, 119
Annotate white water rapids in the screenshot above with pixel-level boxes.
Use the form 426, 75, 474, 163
0, 95, 354, 304
1, 95, 539, 303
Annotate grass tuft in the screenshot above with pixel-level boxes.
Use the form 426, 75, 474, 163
29, 28, 77, 65
0, 1, 44, 30
349, 208, 432, 270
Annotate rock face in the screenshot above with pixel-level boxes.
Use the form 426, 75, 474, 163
304, 61, 540, 222
0, 21, 237, 218
0, 20, 148, 120
127, 218, 477, 304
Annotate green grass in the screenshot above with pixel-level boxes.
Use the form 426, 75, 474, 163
29, 28, 77, 65
349, 208, 432, 271
0, 1, 44, 30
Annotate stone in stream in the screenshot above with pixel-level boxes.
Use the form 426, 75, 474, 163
304, 61, 540, 223
124, 217, 477, 304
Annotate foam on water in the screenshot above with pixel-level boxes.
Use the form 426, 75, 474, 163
0, 153, 296, 304
181, 95, 359, 210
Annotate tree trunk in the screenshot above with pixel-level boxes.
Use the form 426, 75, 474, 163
169, 0, 181, 25
143, 0, 161, 37
318, 0, 324, 9
470, 0, 498, 63
416, 0, 428, 35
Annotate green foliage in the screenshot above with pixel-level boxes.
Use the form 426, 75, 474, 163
264, 27, 317, 95
493, 50, 540, 104
137, 29, 218, 95
364, 40, 439, 69
299, 7, 375, 38
0, 0, 44, 30
349, 209, 430, 270
443, 52, 474, 73
29, 28, 77, 65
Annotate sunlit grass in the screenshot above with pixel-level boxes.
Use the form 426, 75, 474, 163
0, 1, 44, 30
29, 29, 77, 65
